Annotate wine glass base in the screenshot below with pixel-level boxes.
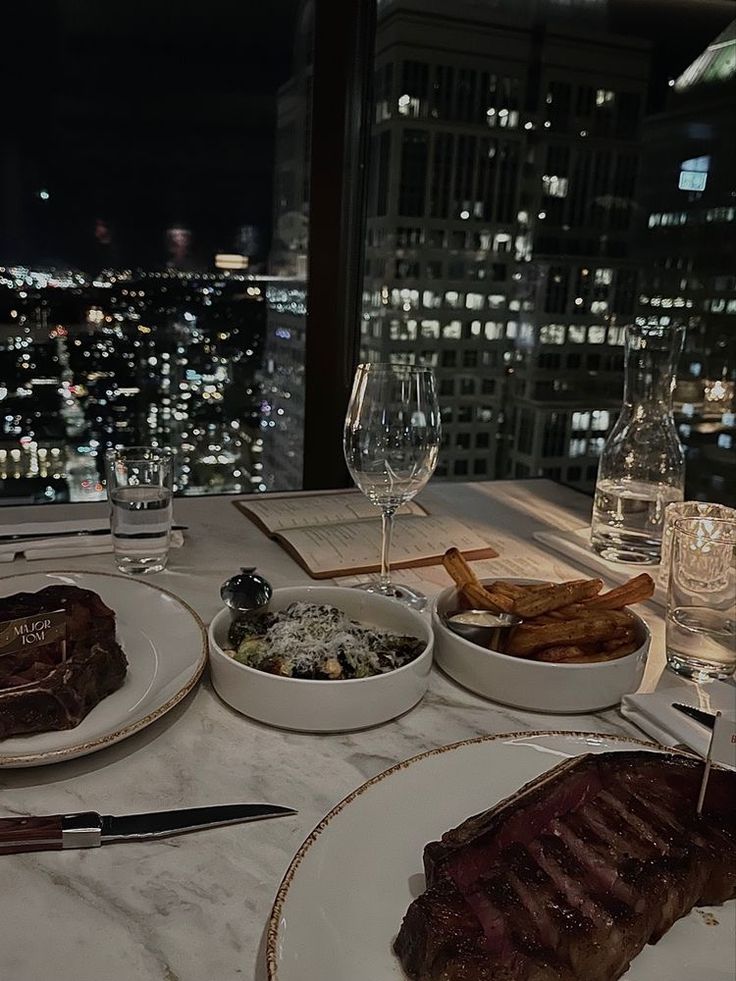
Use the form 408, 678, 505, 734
351, 581, 427, 611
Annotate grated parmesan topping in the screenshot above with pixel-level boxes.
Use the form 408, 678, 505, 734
229, 602, 424, 679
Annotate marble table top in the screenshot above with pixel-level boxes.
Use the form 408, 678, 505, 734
0, 480, 667, 981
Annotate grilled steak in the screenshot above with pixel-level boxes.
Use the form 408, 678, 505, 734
0, 585, 127, 739
395, 751, 736, 981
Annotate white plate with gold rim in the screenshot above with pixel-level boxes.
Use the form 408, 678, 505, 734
0, 570, 207, 767
267, 731, 735, 981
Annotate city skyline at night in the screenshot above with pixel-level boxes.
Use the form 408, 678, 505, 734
1, 0, 734, 504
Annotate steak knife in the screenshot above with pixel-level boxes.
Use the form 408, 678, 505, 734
672, 703, 717, 729
0, 803, 296, 855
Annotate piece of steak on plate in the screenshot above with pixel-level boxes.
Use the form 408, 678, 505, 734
395, 751, 736, 981
0, 585, 128, 739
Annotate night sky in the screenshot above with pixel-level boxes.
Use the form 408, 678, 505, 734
1, 0, 734, 270
2, 0, 301, 268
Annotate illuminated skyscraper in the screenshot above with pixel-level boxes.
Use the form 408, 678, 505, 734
362, 0, 649, 487
637, 19, 736, 502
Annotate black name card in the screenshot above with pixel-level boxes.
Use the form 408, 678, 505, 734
0, 610, 67, 657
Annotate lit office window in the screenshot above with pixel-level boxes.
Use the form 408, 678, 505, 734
539, 324, 566, 344
542, 175, 569, 198
678, 155, 710, 192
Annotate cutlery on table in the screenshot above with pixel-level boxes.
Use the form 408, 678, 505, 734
672, 703, 718, 730
0, 803, 296, 855
0, 525, 188, 544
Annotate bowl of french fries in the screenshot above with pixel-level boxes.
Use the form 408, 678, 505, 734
432, 548, 653, 713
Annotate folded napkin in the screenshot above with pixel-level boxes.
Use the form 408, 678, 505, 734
0, 518, 184, 563
621, 676, 736, 764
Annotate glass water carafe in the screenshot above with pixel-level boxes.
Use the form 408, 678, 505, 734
591, 323, 685, 564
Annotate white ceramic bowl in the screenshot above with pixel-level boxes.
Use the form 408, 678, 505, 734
432, 580, 649, 713
208, 586, 433, 732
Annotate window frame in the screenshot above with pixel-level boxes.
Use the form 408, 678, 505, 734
302, 0, 376, 489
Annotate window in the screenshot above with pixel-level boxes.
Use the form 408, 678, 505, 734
542, 175, 569, 198
678, 155, 710, 192
539, 324, 566, 345
398, 130, 429, 216
542, 413, 568, 457
2, 0, 321, 502
5, 1, 734, 506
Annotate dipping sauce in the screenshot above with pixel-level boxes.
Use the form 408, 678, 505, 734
449, 611, 520, 628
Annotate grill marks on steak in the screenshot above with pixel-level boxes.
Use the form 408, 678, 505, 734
0, 585, 127, 739
394, 752, 736, 981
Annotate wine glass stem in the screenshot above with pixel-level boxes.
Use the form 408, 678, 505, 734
380, 507, 396, 592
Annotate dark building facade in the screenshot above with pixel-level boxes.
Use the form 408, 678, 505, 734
637, 19, 736, 502
361, 0, 650, 489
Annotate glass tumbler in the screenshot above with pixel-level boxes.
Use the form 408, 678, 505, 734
105, 447, 174, 574
666, 516, 736, 680
659, 501, 736, 588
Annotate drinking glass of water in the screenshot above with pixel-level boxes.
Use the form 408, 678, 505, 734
666, 516, 736, 680
659, 501, 736, 588
105, 447, 174, 575
343, 363, 441, 609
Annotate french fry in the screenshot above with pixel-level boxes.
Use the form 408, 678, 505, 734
601, 625, 636, 652
489, 581, 524, 600
484, 590, 516, 613
504, 613, 627, 658
442, 547, 482, 590
583, 573, 655, 610
460, 581, 513, 614
550, 608, 637, 632
512, 578, 604, 618
535, 645, 588, 663
599, 639, 641, 660
443, 549, 648, 665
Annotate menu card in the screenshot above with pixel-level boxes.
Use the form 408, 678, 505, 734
234, 491, 498, 578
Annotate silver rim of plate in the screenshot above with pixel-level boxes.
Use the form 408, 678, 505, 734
0, 569, 207, 767
265, 730, 696, 979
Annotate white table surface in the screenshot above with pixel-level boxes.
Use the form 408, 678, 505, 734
0, 479, 668, 981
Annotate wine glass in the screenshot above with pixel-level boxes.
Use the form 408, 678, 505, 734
343, 362, 441, 609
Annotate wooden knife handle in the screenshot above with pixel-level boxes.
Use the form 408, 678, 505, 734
0, 815, 63, 855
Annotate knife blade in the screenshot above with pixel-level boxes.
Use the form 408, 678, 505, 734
0, 525, 187, 544
0, 803, 296, 855
672, 703, 717, 730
